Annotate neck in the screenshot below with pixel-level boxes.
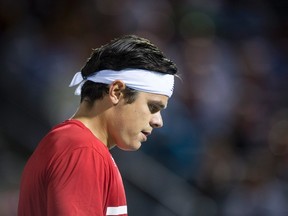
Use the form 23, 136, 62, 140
71, 99, 113, 148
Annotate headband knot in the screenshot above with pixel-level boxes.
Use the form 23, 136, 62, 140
69, 72, 86, 95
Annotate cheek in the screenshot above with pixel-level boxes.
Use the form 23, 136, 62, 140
113, 103, 150, 132
122, 107, 144, 123
119, 111, 145, 136
127, 111, 149, 128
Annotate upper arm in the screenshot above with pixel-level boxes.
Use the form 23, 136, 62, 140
47, 147, 107, 216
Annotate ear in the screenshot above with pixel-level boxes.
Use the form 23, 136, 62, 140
109, 80, 126, 105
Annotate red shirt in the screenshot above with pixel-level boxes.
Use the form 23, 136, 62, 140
18, 120, 127, 216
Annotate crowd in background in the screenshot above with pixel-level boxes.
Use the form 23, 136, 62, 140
1, 0, 288, 215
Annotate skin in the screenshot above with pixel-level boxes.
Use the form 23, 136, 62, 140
72, 80, 168, 151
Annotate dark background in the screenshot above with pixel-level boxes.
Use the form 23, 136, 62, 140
1, 0, 288, 215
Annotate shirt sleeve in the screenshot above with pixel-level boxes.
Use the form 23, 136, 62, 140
46, 147, 108, 216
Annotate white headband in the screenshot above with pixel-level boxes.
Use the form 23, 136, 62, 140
69, 69, 174, 97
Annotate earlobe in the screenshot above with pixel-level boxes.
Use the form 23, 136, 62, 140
109, 80, 126, 105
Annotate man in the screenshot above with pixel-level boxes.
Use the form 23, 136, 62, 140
18, 35, 178, 216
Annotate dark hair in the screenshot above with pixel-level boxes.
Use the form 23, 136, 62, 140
80, 35, 177, 103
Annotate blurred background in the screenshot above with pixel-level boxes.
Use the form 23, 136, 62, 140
1, 0, 288, 215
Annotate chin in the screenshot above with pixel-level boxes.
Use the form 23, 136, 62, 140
117, 142, 142, 151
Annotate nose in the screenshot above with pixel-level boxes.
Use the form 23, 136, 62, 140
150, 112, 163, 128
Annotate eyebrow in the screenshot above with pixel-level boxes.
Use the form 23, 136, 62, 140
148, 100, 167, 109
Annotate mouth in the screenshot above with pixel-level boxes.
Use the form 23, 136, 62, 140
141, 131, 151, 137
141, 131, 151, 141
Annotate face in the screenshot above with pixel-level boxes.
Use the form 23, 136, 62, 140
108, 91, 169, 151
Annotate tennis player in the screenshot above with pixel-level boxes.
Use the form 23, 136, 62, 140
18, 35, 178, 216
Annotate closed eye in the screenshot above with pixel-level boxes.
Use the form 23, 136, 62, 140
148, 104, 160, 113
148, 101, 166, 114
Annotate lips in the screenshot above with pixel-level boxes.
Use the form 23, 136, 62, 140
141, 131, 151, 142
141, 131, 151, 137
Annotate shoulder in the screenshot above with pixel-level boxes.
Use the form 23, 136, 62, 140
39, 120, 108, 157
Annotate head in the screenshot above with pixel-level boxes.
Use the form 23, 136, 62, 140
80, 35, 177, 103
72, 35, 178, 150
